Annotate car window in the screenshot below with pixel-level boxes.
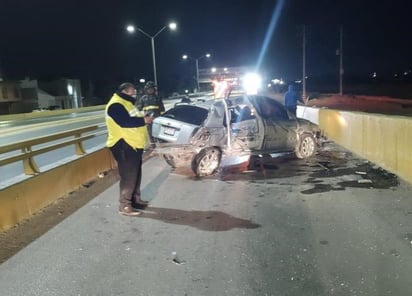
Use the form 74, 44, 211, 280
162, 105, 209, 125
230, 105, 255, 123
252, 96, 289, 120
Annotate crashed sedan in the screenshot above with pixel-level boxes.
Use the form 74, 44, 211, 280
152, 94, 324, 177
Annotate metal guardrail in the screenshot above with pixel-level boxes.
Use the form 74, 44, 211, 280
0, 124, 106, 175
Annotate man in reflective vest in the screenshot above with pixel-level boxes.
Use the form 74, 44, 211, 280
105, 82, 153, 216
136, 81, 165, 146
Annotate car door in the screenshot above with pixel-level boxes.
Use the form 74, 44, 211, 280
230, 104, 261, 150
251, 96, 299, 152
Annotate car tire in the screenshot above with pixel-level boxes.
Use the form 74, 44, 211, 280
295, 133, 317, 159
163, 154, 176, 168
191, 147, 222, 177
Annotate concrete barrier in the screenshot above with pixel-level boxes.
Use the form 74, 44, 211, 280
298, 106, 412, 184
0, 148, 116, 232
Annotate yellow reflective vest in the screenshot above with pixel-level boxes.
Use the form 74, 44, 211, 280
105, 93, 147, 149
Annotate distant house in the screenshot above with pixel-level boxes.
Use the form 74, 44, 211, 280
0, 80, 24, 114
0, 78, 83, 115
20, 79, 56, 110
0, 80, 22, 102
39, 78, 83, 109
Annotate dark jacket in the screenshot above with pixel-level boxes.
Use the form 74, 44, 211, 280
137, 94, 165, 117
284, 85, 301, 107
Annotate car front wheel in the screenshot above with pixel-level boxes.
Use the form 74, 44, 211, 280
295, 134, 317, 159
191, 147, 222, 177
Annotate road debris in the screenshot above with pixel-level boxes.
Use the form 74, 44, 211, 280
171, 251, 186, 265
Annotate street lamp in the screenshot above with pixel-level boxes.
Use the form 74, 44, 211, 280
182, 53, 211, 91
126, 22, 177, 88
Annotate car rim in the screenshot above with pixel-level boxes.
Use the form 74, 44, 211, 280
198, 149, 220, 175
300, 136, 315, 157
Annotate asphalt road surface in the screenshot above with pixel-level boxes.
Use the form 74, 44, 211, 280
0, 142, 412, 295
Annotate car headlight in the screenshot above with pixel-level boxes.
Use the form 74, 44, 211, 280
242, 73, 262, 95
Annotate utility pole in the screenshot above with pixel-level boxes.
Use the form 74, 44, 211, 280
302, 25, 307, 102
195, 58, 200, 91
126, 22, 177, 90
339, 26, 343, 95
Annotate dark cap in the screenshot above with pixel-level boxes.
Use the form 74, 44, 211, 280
118, 82, 136, 92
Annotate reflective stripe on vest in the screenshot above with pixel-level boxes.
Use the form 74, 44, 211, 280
142, 105, 160, 111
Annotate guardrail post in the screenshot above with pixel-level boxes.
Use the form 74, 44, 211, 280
75, 133, 87, 155
22, 147, 40, 175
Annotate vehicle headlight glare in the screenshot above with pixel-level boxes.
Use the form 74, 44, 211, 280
243, 73, 262, 95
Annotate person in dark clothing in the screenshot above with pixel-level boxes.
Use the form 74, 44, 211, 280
136, 81, 165, 117
284, 84, 303, 115
105, 82, 153, 216
136, 81, 165, 146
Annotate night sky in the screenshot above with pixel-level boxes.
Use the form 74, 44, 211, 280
0, 0, 410, 94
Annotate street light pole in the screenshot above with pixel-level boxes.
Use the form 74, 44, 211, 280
339, 26, 344, 96
151, 37, 157, 86
182, 53, 211, 91
126, 22, 177, 88
195, 59, 200, 91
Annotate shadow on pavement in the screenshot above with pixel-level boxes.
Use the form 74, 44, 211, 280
140, 207, 261, 231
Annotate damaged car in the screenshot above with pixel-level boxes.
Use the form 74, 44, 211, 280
152, 94, 324, 177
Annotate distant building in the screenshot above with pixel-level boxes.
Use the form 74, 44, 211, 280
0, 78, 83, 115
0, 80, 24, 114
39, 78, 83, 109
0, 80, 22, 102
0, 65, 5, 82
20, 79, 56, 110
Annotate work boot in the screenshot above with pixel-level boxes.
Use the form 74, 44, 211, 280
132, 199, 149, 209
118, 206, 141, 216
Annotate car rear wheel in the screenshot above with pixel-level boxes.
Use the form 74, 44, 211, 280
191, 147, 222, 177
295, 134, 317, 159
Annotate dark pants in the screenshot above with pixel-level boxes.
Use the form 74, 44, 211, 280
286, 105, 297, 116
109, 139, 143, 209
